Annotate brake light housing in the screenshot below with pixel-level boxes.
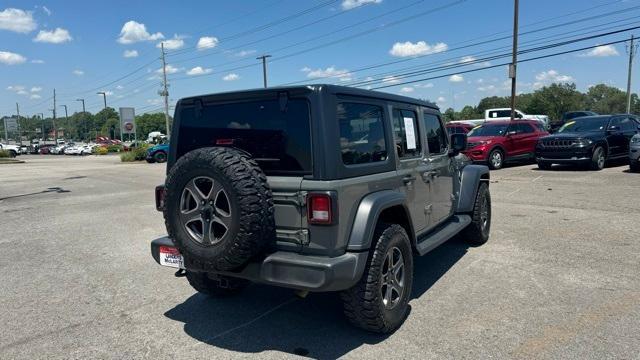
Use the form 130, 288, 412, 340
155, 185, 166, 211
307, 193, 336, 225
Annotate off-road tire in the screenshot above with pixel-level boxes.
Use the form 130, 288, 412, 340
488, 149, 504, 170
186, 271, 250, 296
589, 146, 605, 171
537, 161, 552, 170
154, 151, 167, 163
461, 182, 491, 246
164, 147, 275, 271
340, 224, 413, 333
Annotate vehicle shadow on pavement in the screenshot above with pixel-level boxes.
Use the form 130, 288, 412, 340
164, 238, 469, 358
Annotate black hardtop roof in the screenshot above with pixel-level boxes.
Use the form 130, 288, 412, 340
178, 84, 439, 110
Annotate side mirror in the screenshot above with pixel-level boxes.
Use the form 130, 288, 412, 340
449, 133, 467, 156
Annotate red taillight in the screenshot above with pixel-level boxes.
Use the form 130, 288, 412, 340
308, 194, 332, 225
155, 185, 166, 211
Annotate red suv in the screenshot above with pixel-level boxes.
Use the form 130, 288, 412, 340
446, 122, 475, 135
463, 120, 549, 169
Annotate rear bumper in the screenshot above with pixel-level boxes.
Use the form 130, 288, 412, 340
151, 237, 368, 292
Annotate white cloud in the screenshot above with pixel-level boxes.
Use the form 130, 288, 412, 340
382, 76, 401, 84
459, 55, 491, 67
389, 41, 447, 57
223, 73, 239, 81
33, 28, 72, 43
30, 93, 41, 99
400, 87, 414, 93
42, 6, 52, 16
533, 70, 574, 88
7, 85, 25, 92
123, 49, 138, 58
477, 85, 496, 92
579, 45, 619, 57
0, 51, 26, 65
72, 69, 84, 76
186, 66, 212, 76
157, 35, 185, 50
30, 86, 42, 92
449, 74, 464, 83
116, 85, 124, 90
341, 0, 382, 10
117, 21, 164, 44
437, 96, 446, 103
197, 36, 218, 50
415, 83, 434, 88
99, 90, 113, 96
0, 8, 37, 33
236, 49, 256, 57
155, 64, 182, 74
31, 59, 44, 64
302, 66, 352, 81
460, 56, 476, 64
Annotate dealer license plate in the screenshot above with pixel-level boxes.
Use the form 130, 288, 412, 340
159, 246, 184, 269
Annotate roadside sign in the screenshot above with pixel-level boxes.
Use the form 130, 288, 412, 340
4, 117, 18, 132
119, 107, 136, 134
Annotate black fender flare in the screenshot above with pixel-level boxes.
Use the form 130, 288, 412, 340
346, 190, 413, 251
457, 164, 490, 213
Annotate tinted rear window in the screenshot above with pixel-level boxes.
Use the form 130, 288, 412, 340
177, 98, 312, 175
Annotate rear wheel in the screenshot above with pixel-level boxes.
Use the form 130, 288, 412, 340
589, 146, 605, 171
186, 271, 250, 296
488, 149, 504, 170
154, 151, 167, 163
461, 182, 491, 246
9, 150, 17, 158
341, 224, 413, 333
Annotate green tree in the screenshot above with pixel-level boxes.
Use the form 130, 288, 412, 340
457, 105, 481, 120
135, 113, 169, 139
585, 84, 627, 114
527, 83, 585, 121
443, 108, 456, 122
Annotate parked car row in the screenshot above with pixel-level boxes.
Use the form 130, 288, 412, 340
455, 114, 640, 173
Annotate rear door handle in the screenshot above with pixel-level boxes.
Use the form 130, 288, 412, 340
402, 175, 417, 184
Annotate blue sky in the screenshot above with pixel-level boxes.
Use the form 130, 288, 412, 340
0, 0, 637, 117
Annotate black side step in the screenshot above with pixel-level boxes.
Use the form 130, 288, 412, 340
415, 215, 471, 256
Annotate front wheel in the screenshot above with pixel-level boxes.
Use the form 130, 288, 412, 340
341, 224, 413, 333
9, 150, 17, 158
589, 146, 606, 171
488, 149, 504, 170
537, 161, 552, 170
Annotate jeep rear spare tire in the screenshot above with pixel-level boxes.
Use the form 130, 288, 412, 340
164, 147, 275, 271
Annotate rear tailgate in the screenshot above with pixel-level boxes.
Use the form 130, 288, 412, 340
268, 176, 307, 250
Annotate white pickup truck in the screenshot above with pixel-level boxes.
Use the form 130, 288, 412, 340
485, 108, 550, 127
0, 143, 20, 157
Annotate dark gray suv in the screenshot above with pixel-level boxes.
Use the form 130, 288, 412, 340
151, 85, 491, 332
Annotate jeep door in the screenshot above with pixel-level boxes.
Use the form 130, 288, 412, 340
422, 111, 454, 226
392, 107, 429, 232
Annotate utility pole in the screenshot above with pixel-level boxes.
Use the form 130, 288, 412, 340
257, 54, 272, 88
626, 35, 638, 114
53, 88, 57, 144
509, 0, 519, 121
160, 42, 171, 137
60, 104, 68, 140
76, 98, 85, 141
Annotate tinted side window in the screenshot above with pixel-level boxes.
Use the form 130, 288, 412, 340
423, 113, 447, 154
609, 117, 623, 130
338, 103, 387, 165
517, 123, 535, 134
392, 109, 421, 158
620, 117, 635, 132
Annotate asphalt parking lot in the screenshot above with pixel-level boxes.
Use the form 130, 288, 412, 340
0, 155, 638, 359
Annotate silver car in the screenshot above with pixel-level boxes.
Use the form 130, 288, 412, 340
630, 134, 640, 172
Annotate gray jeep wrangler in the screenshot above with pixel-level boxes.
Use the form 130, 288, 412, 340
151, 85, 491, 333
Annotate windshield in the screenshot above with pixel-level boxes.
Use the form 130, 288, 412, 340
558, 117, 608, 133
468, 124, 509, 137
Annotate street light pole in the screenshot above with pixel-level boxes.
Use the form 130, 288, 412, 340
509, 0, 520, 122
97, 91, 109, 140
257, 54, 272, 88
76, 98, 85, 141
